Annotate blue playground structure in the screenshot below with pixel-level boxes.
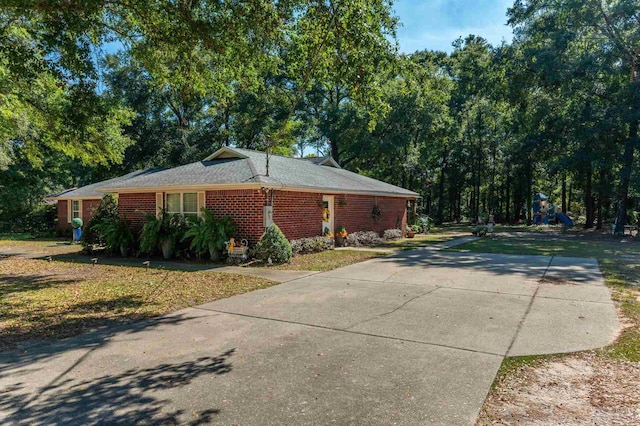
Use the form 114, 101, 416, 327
532, 192, 574, 226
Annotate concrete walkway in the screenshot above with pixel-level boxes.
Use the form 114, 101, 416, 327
0, 248, 619, 425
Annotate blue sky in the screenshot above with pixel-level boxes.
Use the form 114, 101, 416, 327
393, 0, 514, 53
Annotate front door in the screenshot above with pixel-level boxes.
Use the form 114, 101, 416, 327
322, 195, 334, 236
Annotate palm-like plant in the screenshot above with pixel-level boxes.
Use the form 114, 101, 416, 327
182, 209, 236, 260
140, 209, 184, 259
93, 217, 134, 256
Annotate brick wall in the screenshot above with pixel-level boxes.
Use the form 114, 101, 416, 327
57, 200, 71, 231
205, 189, 265, 245
271, 191, 409, 239
82, 200, 100, 223
272, 191, 324, 240
56, 199, 102, 231
334, 194, 407, 235
118, 193, 157, 229
111, 189, 409, 243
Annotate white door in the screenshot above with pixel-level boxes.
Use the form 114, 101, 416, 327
322, 195, 334, 236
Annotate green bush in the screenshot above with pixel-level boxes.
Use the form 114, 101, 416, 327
254, 224, 292, 264
92, 217, 134, 256
82, 194, 119, 250
182, 209, 236, 260
139, 209, 185, 259
416, 215, 432, 233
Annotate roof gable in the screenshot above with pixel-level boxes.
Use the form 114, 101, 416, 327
203, 146, 249, 161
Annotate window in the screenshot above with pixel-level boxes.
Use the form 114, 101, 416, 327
166, 193, 181, 214
72, 200, 81, 219
183, 193, 198, 217
165, 192, 198, 218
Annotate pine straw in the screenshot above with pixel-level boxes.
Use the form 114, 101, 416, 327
0, 257, 275, 351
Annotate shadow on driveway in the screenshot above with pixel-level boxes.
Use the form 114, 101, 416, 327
2, 348, 234, 425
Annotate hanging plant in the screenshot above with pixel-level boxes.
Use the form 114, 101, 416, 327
372, 205, 382, 222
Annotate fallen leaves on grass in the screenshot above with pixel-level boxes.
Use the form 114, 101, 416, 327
248, 249, 387, 271
0, 257, 275, 350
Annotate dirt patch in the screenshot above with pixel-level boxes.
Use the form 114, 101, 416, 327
477, 353, 640, 425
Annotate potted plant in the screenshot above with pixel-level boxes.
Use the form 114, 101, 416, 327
182, 209, 236, 260
93, 217, 134, 256
406, 225, 416, 238
323, 227, 333, 239
334, 225, 348, 247
140, 209, 184, 259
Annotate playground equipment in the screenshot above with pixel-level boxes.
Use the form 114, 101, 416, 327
532, 192, 574, 226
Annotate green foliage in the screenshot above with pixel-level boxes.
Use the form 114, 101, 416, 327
254, 224, 292, 265
82, 194, 120, 249
182, 209, 236, 260
416, 216, 433, 233
472, 225, 489, 237
139, 209, 185, 256
92, 217, 134, 256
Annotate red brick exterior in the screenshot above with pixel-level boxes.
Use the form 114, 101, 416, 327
271, 191, 408, 239
271, 191, 323, 240
56, 199, 101, 230
205, 189, 265, 245
107, 189, 410, 244
118, 193, 157, 229
57, 200, 71, 231
334, 194, 408, 235
83, 200, 100, 222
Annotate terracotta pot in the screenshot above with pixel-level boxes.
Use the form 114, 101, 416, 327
406, 231, 416, 238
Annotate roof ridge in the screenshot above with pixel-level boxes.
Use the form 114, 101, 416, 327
246, 158, 265, 183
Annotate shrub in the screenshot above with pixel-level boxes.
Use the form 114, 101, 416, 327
383, 229, 402, 240
139, 209, 185, 258
416, 215, 432, 233
254, 224, 292, 264
82, 194, 119, 250
472, 225, 488, 237
346, 231, 383, 247
92, 217, 134, 256
290, 236, 334, 255
182, 209, 236, 260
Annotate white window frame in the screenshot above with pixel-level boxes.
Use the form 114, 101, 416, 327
165, 192, 199, 217
72, 200, 81, 220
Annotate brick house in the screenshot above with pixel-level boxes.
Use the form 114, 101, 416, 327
53, 147, 419, 243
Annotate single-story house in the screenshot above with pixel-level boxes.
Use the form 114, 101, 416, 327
52, 147, 419, 243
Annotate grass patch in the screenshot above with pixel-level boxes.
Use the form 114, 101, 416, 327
0, 257, 275, 351
451, 235, 640, 258
0, 238, 81, 256
376, 233, 456, 249
490, 354, 561, 391
248, 249, 387, 272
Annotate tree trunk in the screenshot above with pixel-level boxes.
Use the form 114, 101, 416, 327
505, 162, 511, 224
561, 173, 567, 213
614, 119, 639, 235
526, 161, 532, 225
596, 169, 606, 230
585, 165, 594, 229
437, 164, 445, 225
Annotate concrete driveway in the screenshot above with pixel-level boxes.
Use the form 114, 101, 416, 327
0, 249, 620, 425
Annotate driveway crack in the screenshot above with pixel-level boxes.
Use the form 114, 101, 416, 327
344, 287, 438, 331
505, 256, 553, 356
